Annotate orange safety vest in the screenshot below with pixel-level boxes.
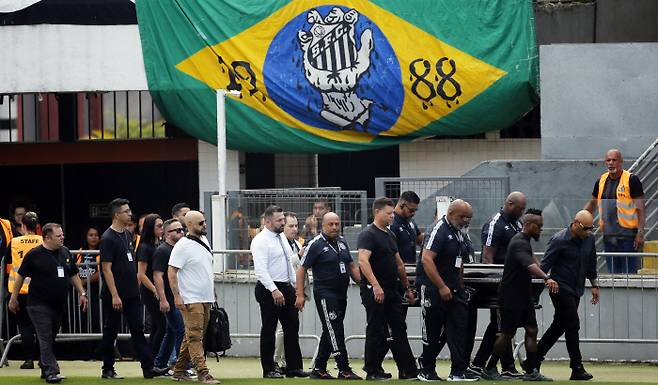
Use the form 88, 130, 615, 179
1, 218, 13, 274
8, 234, 43, 294
597, 170, 639, 230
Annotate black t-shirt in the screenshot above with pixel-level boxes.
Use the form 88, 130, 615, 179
302, 234, 353, 299
100, 227, 138, 299
416, 216, 466, 291
17, 245, 79, 309
592, 173, 644, 237
498, 232, 535, 305
357, 224, 399, 290
137, 242, 156, 283
390, 213, 420, 264
152, 242, 175, 305
481, 210, 522, 264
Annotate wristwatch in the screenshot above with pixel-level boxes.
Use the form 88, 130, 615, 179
80, 292, 87, 296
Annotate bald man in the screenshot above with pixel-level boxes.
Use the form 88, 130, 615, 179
416, 200, 479, 381
470, 192, 527, 379
295, 212, 361, 380
584, 148, 645, 274
168, 211, 220, 384
536, 210, 599, 381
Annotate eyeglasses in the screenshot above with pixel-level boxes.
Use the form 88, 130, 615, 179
197, 220, 206, 226
578, 222, 594, 231
402, 204, 417, 213
167, 228, 184, 234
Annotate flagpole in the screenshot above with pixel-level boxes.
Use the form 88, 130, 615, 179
215, 89, 240, 273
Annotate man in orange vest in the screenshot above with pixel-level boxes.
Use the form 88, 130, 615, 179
6, 212, 43, 369
584, 148, 646, 273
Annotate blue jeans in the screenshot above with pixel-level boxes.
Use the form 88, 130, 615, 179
155, 306, 185, 368
605, 237, 639, 274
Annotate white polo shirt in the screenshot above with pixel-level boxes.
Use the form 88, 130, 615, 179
169, 236, 214, 304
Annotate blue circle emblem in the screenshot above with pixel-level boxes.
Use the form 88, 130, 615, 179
263, 5, 403, 135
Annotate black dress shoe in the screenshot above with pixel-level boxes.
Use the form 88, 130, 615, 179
45, 374, 63, 384
263, 371, 284, 379
570, 366, 593, 381
144, 366, 170, 379
286, 369, 310, 378
101, 369, 124, 379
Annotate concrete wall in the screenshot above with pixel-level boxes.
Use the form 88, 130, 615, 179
540, 43, 658, 159
398, 138, 541, 178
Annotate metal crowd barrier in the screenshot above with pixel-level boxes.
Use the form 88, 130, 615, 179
3, 248, 658, 366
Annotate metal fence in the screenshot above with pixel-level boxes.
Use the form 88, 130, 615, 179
222, 188, 368, 269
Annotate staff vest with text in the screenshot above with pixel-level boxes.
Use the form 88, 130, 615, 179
8, 234, 43, 294
597, 170, 639, 230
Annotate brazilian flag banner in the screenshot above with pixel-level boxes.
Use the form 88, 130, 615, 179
136, 0, 538, 153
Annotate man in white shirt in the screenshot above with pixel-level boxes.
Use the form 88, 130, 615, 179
251, 205, 309, 379
168, 211, 219, 384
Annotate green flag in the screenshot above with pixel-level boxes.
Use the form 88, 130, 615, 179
137, 0, 538, 153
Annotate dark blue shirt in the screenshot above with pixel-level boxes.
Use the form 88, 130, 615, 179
481, 210, 522, 264
540, 227, 598, 298
390, 213, 421, 264
416, 216, 470, 291
302, 233, 353, 299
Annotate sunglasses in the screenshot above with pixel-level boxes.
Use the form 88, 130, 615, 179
197, 220, 206, 226
578, 222, 594, 231
168, 228, 184, 234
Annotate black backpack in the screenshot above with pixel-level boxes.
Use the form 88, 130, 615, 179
204, 303, 232, 360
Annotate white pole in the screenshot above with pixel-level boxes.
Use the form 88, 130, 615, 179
214, 89, 240, 273
214, 89, 227, 273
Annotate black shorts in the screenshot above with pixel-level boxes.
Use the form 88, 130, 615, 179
499, 300, 537, 334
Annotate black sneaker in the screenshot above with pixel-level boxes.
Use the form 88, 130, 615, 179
310, 369, 335, 380
338, 370, 363, 380
569, 366, 593, 381
447, 372, 480, 382
286, 369, 311, 378
466, 364, 485, 378
417, 369, 443, 382
101, 369, 124, 379
20, 360, 34, 369
522, 369, 552, 382
263, 371, 284, 379
501, 368, 524, 380
366, 372, 391, 381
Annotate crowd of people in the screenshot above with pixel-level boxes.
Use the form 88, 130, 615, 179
0, 147, 646, 383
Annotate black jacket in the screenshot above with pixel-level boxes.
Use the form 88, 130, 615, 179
540, 227, 597, 298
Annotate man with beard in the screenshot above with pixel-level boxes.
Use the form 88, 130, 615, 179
168, 211, 220, 384
469, 192, 527, 379
296, 212, 361, 380
416, 199, 479, 382
536, 210, 599, 381
251, 205, 309, 379
493, 209, 557, 381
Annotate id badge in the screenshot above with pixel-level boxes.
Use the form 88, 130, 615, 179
127, 252, 133, 262
339, 261, 346, 274
57, 266, 65, 278
455, 256, 462, 268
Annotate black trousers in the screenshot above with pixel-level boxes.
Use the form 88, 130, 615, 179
27, 305, 62, 377
314, 297, 350, 371
17, 295, 38, 361
472, 308, 515, 370
537, 292, 582, 368
361, 285, 416, 375
418, 285, 469, 375
141, 287, 167, 359
101, 295, 154, 372
255, 281, 302, 374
